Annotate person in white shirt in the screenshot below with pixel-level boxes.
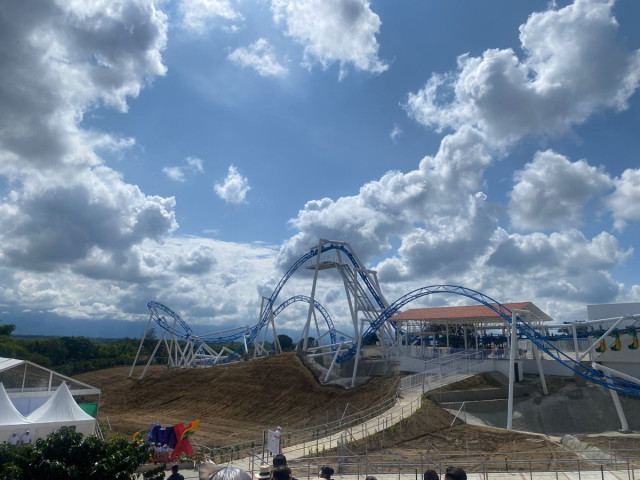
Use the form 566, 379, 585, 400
8, 432, 19, 446
20, 430, 32, 445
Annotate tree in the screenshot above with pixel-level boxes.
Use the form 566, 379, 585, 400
0, 427, 164, 480
277, 334, 295, 351
0, 321, 16, 337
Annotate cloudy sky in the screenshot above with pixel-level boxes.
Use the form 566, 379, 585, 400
1, 0, 639, 339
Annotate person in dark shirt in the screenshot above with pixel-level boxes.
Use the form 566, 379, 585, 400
168, 464, 185, 480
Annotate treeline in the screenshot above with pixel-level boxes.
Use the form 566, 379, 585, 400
0, 320, 297, 376
0, 320, 171, 375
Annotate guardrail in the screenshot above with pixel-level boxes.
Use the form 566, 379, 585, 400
279, 452, 640, 479
205, 354, 473, 463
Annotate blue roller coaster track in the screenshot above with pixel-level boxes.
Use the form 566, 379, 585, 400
148, 295, 337, 349
271, 295, 338, 347
247, 241, 386, 349
149, 241, 640, 398
333, 284, 640, 397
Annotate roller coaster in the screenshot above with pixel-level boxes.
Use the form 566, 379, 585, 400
130, 239, 640, 403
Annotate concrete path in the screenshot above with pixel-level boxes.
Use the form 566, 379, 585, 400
164, 371, 638, 480
170, 372, 474, 478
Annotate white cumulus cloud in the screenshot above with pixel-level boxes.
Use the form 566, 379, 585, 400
271, 0, 388, 79
228, 38, 288, 77
214, 165, 251, 204
178, 0, 243, 33
509, 150, 612, 231
404, 0, 640, 147
163, 156, 205, 182
605, 168, 640, 231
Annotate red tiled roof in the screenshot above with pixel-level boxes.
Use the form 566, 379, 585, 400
389, 302, 533, 322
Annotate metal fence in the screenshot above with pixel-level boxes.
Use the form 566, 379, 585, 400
200, 353, 477, 463
280, 452, 640, 480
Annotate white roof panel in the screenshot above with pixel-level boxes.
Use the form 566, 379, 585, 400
0, 357, 25, 373
27, 382, 94, 423
0, 383, 30, 426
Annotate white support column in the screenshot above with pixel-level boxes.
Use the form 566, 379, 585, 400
303, 242, 324, 351
325, 344, 343, 383
129, 315, 153, 378
139, 330, 166, 380
532, 343, 548, 395
507, 312, 518, 430
271, 311, 281, 353
591, 362, 639, 433
572, 324, 580, 362
606, 377, 630, 432
254, 297, 269, 359
351, 319, 365, 387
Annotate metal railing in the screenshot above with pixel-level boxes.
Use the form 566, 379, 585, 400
279, 452, 640, 479
208, 361, 475, 463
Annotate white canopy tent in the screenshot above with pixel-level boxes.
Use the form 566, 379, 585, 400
0, 382, 31, 443
27, 382, 96, 440
0, 357, 100, 416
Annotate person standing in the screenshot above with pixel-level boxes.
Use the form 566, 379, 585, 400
167, 464, 185, 480
272, 453, 297, 480
271, 466, 291, 480
20, 430, 31, 446
8, 432, 19, 446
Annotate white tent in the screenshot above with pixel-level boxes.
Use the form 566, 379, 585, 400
0, 357, 100, 416
0, 382, 31, 443
27, 382, 96, 439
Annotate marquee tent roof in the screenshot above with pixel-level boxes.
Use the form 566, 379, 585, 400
27, 382, 95, 423
0, 382, 29, 426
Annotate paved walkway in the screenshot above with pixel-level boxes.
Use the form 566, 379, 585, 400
168, 372, 474, 479
164, 370, 638, 480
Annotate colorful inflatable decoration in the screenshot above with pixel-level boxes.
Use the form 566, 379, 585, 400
171, 420, 200, 458
132, 420, 200, 462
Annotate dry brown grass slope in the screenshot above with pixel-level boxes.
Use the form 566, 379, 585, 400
75, 352, 400, 447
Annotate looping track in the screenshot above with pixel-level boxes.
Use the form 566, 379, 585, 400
149, 241, 640, 397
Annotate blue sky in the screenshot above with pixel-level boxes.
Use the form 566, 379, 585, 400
1, 0, 640, 340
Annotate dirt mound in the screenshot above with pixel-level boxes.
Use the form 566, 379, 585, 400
339, 398, 575, 472
75, 353, 399, 446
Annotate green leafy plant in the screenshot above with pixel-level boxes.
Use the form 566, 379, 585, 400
0, 427, 164, 480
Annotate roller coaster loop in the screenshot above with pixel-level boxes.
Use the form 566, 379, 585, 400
334, 284, 640, 398
272, 295, 337, 347
248, 241, 386, 348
